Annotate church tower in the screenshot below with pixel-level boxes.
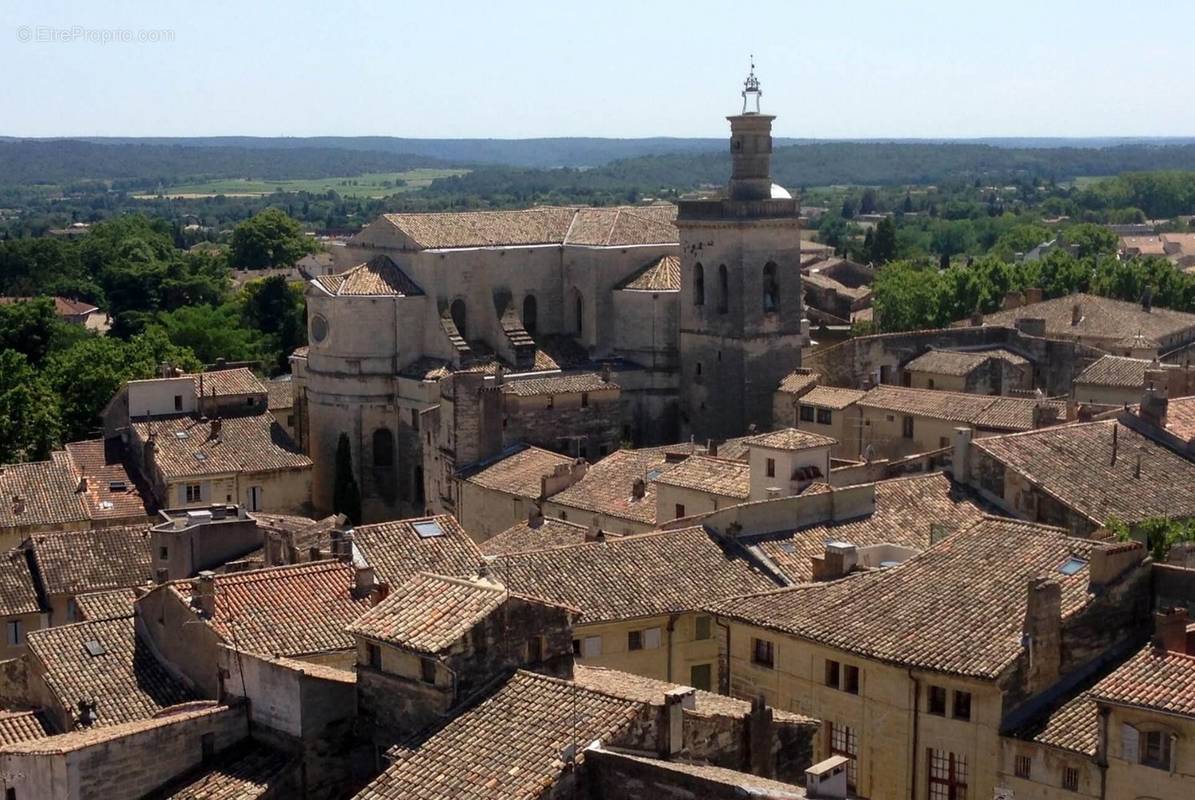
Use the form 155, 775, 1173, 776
677, 62, 806, 440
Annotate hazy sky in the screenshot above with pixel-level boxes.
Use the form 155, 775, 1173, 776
3, 0, 1192, 139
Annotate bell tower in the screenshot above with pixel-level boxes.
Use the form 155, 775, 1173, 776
676, 61, 806, 441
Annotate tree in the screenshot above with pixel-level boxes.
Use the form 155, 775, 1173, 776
150, 304, 259, 365
333, 433, 362, 524
230, 208, 315, 268
1107, 515, 1195, 561
871, 261, 950, 332
0, 297, 63, 365
1063, 223, 1118, 259
859, 188, 878, 215
840, 197, 856, 220
871, 217, 898, 264
0, 350, 61, 462
902, 193, 914, 213
239, 275, 308, 374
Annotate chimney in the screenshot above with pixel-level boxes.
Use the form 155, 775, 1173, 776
210, 417, 223, 443
11, 495, 24, 516
969, 307, 984, 327
76, 476, 88, 494
631, 478, 646, 500
747, 694, 775, 778
811, 541, 858, 581
707, 439, 719, 457
584, 518, 604, 543
1002, 290, 1024, 310
1025, 287, 1043, 305
192, 571, 216, 619
527, 504, 544, 529
331, 528, 354, 562
1111, 424, 1119, 466
353, 564, 376, 599
1140, 372, 1170, 428
1022, 576, 1062, 695
950, 427, 973, 483
1089, 540, 1145, 589
1071, 302, 1083, 326
662, 687, 695, 757
1153, 608, 1190, 654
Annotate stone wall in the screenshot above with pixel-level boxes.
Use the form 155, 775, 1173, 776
0, 657, 28, 707
501, 390, 622, 461
582, 748, 806, 799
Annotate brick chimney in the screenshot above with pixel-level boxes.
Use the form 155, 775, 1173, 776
950, 427, 973, 483
1022, 576, 1062, 694
192, 571, 216, 619
1003, 290, 1023, 310
210, 417, 223, 443
810, 541, 858, 581
747, 694, 775, 778
527, 504, 544, 529
1140, 370, 1170, 428
584, 519, 605, 543
1153, 608, 1191, 653
1071, 302, 1083, 326
1025, 287, 1044, 305
631, 478, 646, 500
353, 564, 376, 599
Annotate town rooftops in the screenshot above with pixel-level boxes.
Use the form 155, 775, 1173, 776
347, 573, 575, 655
972, 419, 1195, 524
1090, 645, 1195, 718
981, 292, 1195, 346
0, 703, 223, 755
73, 588, 137, 621
615, 254, 681, 291
60, 439, 150, 521
1074, 354, 1177, 388
265, 379, 293, 411
798, 385, 868, 410
1167, 396, 1195, 441
312, 254, 424, 297
479, 516, 618, 556
777, 370, 820, 395
1015, 692, 1099, 756
172, 561, 372, 658
368, 204, 678, 251
0, 459, 90, 530
858, 384, 1065, 431
131, 414, 311, 478
501, 371, 617, 397
0, 549, 41, 617
741, 474, 987, 583
26, 616, 199, 728
709, 517, 1103, 679
353, 669, 645, 800
490, 526, 781, 624
347, 515, 482, 588
546, 448, 670, 525
26, 525, 153, 598
904, 348, 1028, 376
150, 740, 294, 799
746, 427, 838, 451
460, 445, 576, 499
654, 455, 751, 499
185, 367, 268, 398
0, 710, 53, 748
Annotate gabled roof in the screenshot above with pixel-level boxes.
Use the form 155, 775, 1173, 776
0, 548, 40, 617
797, 385, 867, 409
615, 254, 681, 292
480, 516, 616, 556
491, 526, 781, 624
313, 255, 424, 297
0, 703, 223, 754
1074, 354, 1174, 388
26, 616, 199, 728
265, 379, 293, 411
653, 455, 750, 499
1017, 692, 1099, 756
172, 561, 371, 657
353, 670, 645, 800
709, 517, 1101, 679
745, 427, 837, 451
459, 445, 575, 498
777, 370, 820, 395
904, 348, 1028, 376
185, 367, 267, 398
151, 741, 294, 800
546, 449, 670, 526
0, 459, 89, 530
131, 414, 311, 478
60, 439, 151, 521
26, 525, 154, 598
0, 710, 53, 747
981, 292, 1195, 344
972, 420, 1195, 524
501, 372, 617, 398
73, 588, 137, 621
351, 515, 483, 588
858, 385, 1064, 432
1090, 645, 1195, 718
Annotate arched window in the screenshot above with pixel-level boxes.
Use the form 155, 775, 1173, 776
450, 299, 467, 340
694, 263, 705, 306
372, 428, 394, 468
717, 265, 729, 314
522, 294, 538, 336
763, 261, 779, 312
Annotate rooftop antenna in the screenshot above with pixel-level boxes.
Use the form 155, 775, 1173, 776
742, 56, 762, 114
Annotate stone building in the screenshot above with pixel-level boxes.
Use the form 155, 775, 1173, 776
293, 68, 809, 522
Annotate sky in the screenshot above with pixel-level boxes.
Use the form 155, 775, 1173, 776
2, 0, 1193, 139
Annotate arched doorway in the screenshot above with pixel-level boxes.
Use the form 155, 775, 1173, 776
522, 294, 538, 336
450, 299, 467, 340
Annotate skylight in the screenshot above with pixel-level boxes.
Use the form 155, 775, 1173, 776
107, 480, 127, 492
1058, 556, 1088, 576
83, 639, 107, 657
174, 431, 188, 439
645, 468, 663, 482
413, 520, 445, 539
194, 452, 207, 461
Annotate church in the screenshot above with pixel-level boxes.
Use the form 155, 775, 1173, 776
292, 66, 810, 521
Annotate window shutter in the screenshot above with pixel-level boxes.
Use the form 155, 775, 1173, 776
1121, 724, 1139, 762
643, 628, 661, 650
1170, 733, 1178, 773
582, 636, 602, 658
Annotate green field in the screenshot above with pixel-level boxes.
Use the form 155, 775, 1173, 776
134, 168, 469, 199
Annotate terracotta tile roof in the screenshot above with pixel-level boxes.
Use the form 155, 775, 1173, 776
744, 474, 987, 583
547, 449, 669, 525
981, 292, 1195, 344
265, 379, 293, 411
290, 346, 309, 359
777, 370, 820, 395
973, 420, 1195, 524
616, 254, 681, 291
0, 549, 41, 617
0, 459, 89, 530
1090, 645, 1195, 718
60, 439, 151, 521
1120, 235, 1167, 256
859, 385, 1063, 431
313, 255, 424, 297
595, 750, 807, 794
73, 588, 137, 621
0, 710, 53, 747
490, 527, 782, 624
351, 515, 483, 588
803, 269, 871, 300
376, 205, 677, 250
1167, 396, 1195, 441
354, 670, 645, 800
905, 348, 1028, 376
131, 414, 311, 479
160, 742, 294, 800
1074, 355, 1176, 388
798, 386, 867, 409
0, 296, 98, 317
173, 561, 370, 658
1022, 692, 1099, 756
27, 525, 153, 597
746, 427, 837, 451
461, 445, 575, 498
0, 703, 224, 754
653, 455, 751, 499
251, 512, 343, 553
26, 617, 199, 728
501, 372, 617, 398
185, 367, 267, 398
480, 517, 618, 556
709, 517, 1101, 679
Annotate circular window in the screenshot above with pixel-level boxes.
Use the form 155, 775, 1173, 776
310, 314, 329, 343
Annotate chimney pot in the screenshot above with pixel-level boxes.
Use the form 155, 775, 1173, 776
192, 571, 216, 619
1153, 608, 1191, 654
353, 564, 376, 598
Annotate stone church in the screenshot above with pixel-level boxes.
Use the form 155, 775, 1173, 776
293, 67, 809, 521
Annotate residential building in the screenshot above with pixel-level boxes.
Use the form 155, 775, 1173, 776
902, 347, 1032, 394
479, 512, 621, 556
267, 377, 296, 440
22, 525, 153, 625
788, 385, 868, 458
0, 295, 100, 326
347, 514, 484, 589
540, 447, 672, 534
1072, 354, 1195, 407
0, 549, 45, 660
454, 444, 580, 540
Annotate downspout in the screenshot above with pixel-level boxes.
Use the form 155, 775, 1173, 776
666, 613, 677, 683
908, 669, 920, 800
